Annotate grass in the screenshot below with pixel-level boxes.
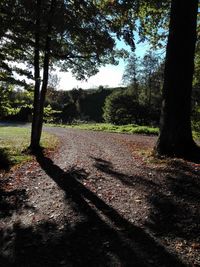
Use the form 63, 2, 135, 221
47, 122, 159, 135
193, 130, 200, 140
0, 127, 58, 170
47, 122, 200, 140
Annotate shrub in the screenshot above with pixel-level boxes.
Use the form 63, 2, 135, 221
103, 90, 139, 125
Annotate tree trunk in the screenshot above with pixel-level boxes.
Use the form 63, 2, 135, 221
36, 33, 51, 144
30, 0, 56, 152
36, 0, 56, 144
30, 0, 41, 151
155, 0, 199, 159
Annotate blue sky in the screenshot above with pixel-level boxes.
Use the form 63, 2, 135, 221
14, 38, 151, 90
58, 39, 150, 90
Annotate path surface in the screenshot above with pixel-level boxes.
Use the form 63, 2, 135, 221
0, 128, 199, 267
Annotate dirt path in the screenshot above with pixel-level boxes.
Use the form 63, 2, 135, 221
0, 128, 199, 267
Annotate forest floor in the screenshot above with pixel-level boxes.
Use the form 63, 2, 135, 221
0, 127, 200, 267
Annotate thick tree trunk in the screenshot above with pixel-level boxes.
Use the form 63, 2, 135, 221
30, 0, 41, 151
155, 0, 199, 159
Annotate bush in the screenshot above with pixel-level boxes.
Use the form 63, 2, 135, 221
3, 106, 32, 122
43, 105, 61, 123
103, 90, 139, 125
103, 89, 161, 126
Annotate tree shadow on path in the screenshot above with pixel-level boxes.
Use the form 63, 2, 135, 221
92, 157, 200, 241
0, 151, 187, 267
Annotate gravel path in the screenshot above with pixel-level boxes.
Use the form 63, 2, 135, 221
0, 128, 199, 267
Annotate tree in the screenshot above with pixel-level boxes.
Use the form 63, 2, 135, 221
122, 52, 140, 101
140, 51, 160, 106
155, 0, 199, 159
0, 83, 13, 119
103, 90, 140, 125
120, 0, 199, 159
1, 0, 129, 151
122, 50, 164, 125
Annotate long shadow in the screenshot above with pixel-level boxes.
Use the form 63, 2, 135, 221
0, 174, 34, 219
36, 152, 186, 266
92, 157, 200, 245
147, 160, 200, 241
92, 157, 158, 189
0, 188, 33, 219
0, 151, 188, 267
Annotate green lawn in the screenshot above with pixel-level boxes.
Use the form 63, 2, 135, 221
48, 123, 159, 135
0, 127, 58, 169
47, 122, 200, 140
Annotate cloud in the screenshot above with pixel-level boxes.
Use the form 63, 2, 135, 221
58, 64, 124, 90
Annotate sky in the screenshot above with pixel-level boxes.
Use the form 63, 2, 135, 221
14, 38, 150, 91
57, 40, 150, 91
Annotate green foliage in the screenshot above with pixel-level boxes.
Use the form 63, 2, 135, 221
0, 86, 34, 121
103, 89, 139, 125
50, 122, 159, 135
62, 103, 78, 123
0, 0, 129, 84
103, 85, 161, 126
122, 52, 140, 87
118, 50, 164, 126
45, 86, 114, 123
123, 50, 163, 106
137, 1, 170, 48
100, 0, 170, 49
43, 104, 61, 123
78, 88, 112, 122
0, 83, 14, 118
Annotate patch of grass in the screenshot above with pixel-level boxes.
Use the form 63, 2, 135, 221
193, 131, 200, 140
0, 127, 58, 170
47, 122, 200, 141
47, 123, 159, 135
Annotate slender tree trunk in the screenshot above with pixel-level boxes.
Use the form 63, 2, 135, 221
148, 76, 152, 106
36, 32, 52, 143
155, 0, 199, 159
30, 0, 56, 151
36, 0, 56, 143
30, 0, 41, 151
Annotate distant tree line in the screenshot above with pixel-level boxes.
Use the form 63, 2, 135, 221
0, 85, 114, 123
1, 44, 200, 129
0, 50, 165, 126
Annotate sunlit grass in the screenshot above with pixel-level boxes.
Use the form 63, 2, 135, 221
0, 127, 58, 169
70, 123, 159, 135
47, 122, 159, 135
47, 122, 200, 142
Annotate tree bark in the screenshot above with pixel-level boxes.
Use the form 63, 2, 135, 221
155, 0, 199, 159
